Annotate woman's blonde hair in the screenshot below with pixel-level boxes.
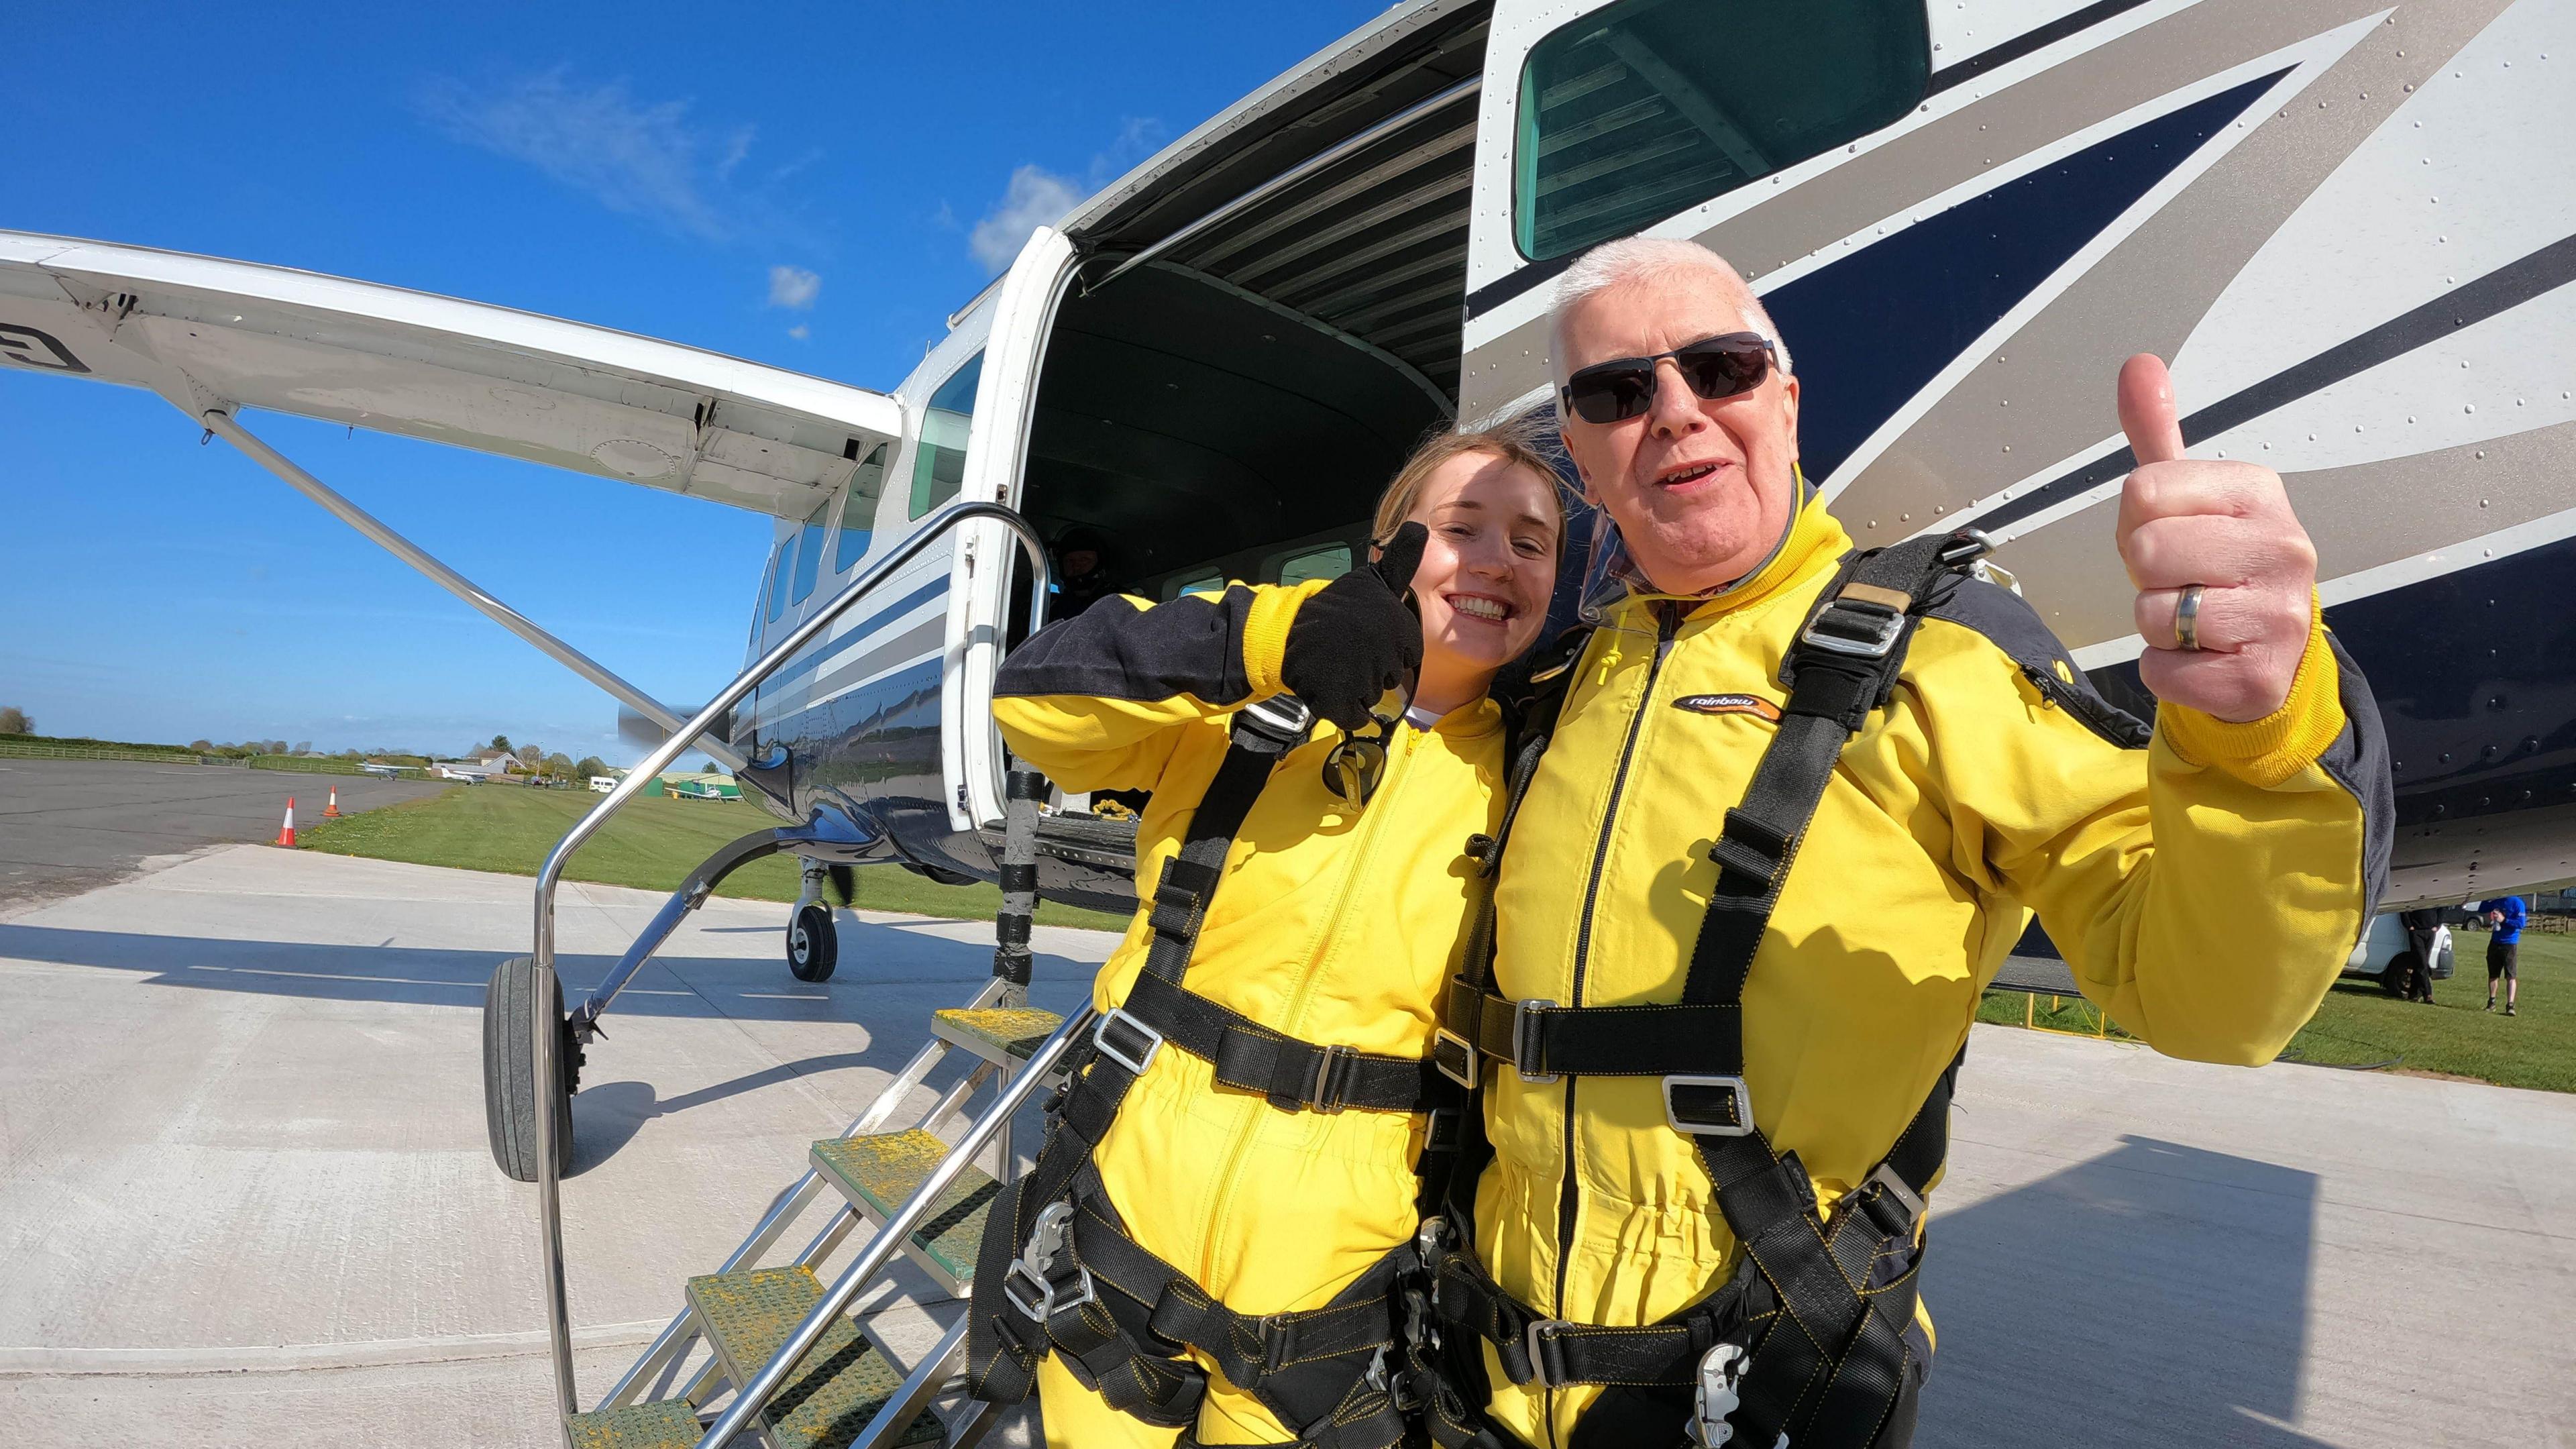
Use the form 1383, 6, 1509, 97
1369, 415, 1568, 556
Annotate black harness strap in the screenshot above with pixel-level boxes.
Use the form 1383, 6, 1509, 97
966, 694, 1435, 1448
1426, 533, 1990, 1449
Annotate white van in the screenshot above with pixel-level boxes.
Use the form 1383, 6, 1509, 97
2343, 913, 2455, 997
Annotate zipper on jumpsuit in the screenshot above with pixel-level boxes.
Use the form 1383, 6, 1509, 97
1196, 722, 1424, 1292
1547, 602, 1680, 1445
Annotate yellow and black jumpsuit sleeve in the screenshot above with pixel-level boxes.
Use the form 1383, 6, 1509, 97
994, 581, 1329, 793
1918, 580, 2394, 1065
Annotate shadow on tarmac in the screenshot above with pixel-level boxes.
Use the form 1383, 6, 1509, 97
1917, 1134, 2326, 1448
0, 917, 1097, 1026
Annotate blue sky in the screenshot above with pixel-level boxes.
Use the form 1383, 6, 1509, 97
0, 1, 1381, 763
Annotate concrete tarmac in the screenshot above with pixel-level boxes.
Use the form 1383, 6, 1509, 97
0, 757, 443, 906
0, 847, 2569, 1448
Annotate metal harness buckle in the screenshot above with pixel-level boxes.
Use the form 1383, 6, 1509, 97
1430, 1026, 1479, 1089
1663, 1074, 1755, 1137
1860, 1161, 1927, 1228
1800, 596, 1906, 659
1002, 1201, 1097, 1323
1522, 1319, 1572, 1389
1092, 1008, 1165, 1077
1689, 1342, 1748, 1447
1309, 1042, 1358, 1112
1234, 694, 1314, 753
1513, 998, 1559, 1085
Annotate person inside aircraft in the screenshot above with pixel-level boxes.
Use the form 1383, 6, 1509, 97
1413, 238, 2394, 1449
966, 421, 1567, 1448
1049, 525, 1120, 619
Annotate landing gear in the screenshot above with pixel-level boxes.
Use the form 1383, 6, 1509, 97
483, 956, 576, 1183
788, 902, 839, 982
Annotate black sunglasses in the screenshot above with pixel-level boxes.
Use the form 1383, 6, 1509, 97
1558, 331, 1777, 425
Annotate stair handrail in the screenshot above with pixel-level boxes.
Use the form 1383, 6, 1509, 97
696, 1004, 1096, 1448
525, 499, 1051, 1432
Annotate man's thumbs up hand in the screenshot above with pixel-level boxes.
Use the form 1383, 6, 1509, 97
2112, 354, 2318, 723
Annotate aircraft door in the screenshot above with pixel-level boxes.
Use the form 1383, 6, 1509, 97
940, 224, 1079, 831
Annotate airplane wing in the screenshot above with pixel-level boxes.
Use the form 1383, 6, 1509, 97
0, 229, 902, 518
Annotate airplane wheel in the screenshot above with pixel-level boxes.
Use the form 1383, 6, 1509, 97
483, 956, 575, 1182
788, 904, 839, 983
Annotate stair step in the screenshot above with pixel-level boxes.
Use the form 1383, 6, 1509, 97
685, 1267, 940, 1449
564, 1401, 703, 1449
810, 1130, 1002, 1289
930, 1006, 1062, 1065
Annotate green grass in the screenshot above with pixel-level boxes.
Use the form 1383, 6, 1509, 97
1976, 930, 2576, 1093
297, 783, 1132, 930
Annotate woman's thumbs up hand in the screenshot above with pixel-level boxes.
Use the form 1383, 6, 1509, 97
1279, 522, 1428, 729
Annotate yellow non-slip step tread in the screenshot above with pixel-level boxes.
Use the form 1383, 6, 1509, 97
930, 1006, 1062, 1062
564, 1401, 703, 1449
810, 1130, 1002, 1284
684, 1267, 939, 1449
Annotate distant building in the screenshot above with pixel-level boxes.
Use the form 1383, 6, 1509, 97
657, 771, 741, 801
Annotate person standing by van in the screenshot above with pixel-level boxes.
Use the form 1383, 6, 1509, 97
969, 424, 1564, 1448
2476, 895, 2528, 1014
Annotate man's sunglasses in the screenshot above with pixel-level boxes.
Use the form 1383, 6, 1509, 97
1558, 331, 1776, 425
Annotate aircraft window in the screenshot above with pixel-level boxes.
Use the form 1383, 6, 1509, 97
749, 551, 777, 660
1274, 543, 1352, 587
1165, 570, 1226, 601
790, 500, 830, 604
765, 535, 795, 624
909, 351, 984, 520
1514, 0, 1928, 260
834, 443, 889, 572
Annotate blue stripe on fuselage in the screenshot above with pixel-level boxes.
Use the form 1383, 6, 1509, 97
761, 576, 950, 695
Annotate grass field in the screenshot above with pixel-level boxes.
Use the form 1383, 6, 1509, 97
1976, 928, 2575, 1093
297, 782, 1132, 930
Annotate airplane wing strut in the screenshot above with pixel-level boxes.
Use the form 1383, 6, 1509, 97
197, 408, 746, 771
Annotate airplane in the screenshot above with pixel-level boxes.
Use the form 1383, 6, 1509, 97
2, 1, 2569, 1436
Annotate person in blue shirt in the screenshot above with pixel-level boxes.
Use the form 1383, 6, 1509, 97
2471, 896, 2529, 1014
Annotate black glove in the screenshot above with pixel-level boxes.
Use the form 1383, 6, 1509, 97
1279, 522, 1426, 729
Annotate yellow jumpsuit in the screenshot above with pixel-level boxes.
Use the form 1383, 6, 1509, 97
1471, 498, 2389, 1444
994, 580, 1506, 1446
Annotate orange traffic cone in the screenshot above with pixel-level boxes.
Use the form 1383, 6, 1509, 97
323, 785, 342, 818
275, 798, 297, 848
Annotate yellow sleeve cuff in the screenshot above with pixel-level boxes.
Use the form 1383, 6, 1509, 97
2158, 594, 2345, 789
1242, 578, 1334, 699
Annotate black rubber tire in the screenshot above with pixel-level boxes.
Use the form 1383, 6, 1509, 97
2380, 951, 2420, 998
484, 956, 574, 1182
788, 904, 839, 982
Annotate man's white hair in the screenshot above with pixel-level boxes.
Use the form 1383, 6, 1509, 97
1547, 236, 1792, 395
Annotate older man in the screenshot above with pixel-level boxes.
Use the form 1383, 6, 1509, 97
1419, 238, 2390, 1449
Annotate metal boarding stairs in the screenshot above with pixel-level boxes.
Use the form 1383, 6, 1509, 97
500, 500, 1098, 1449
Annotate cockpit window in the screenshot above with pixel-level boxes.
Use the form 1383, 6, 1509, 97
1515, 0, 1928, 260
764, 535, 795, 624
909, 351, 984, 520
834, 443, 890, 572
790, 500, 830, 605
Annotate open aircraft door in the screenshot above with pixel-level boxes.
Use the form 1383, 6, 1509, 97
940, 225, 1079, 832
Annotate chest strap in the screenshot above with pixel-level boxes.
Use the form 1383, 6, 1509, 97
1429, 531, 1993, 1449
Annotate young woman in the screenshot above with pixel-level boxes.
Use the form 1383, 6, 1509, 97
969, 424, 1564, 1448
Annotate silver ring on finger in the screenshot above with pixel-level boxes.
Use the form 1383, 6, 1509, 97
2174, 584, 2205, 651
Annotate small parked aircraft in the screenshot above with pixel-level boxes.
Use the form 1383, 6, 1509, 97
1, 3, 2567, 1440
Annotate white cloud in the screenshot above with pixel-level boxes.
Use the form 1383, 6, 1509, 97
787, 324, 810, 341
963, 118, 1165, 274
419, 70, 803, 244
767, 264, 822, 310
969, 165, 1085, 274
